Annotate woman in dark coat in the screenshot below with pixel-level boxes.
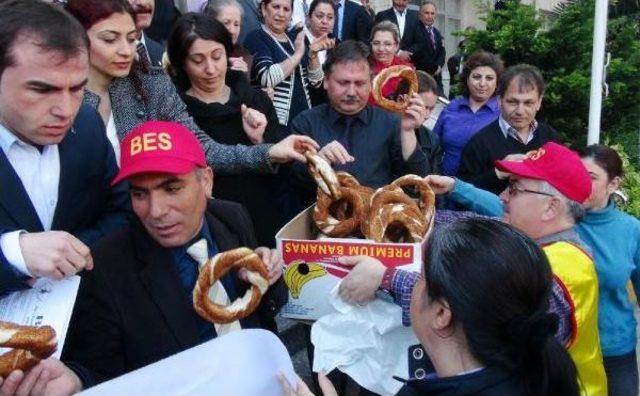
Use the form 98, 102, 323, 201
168, 13, 287, 247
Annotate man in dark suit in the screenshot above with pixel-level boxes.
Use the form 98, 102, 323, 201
128, 0, 166, 67
0, 0, 129, 297
238, 0, 261, 44
374, 0, 419, 54
333, 0, 372, 43
407, 1, 445, 92
1, 121, 287, 393
59, 121, 287, 388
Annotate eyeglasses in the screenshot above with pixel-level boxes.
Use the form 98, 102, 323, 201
507, 181, 555, 197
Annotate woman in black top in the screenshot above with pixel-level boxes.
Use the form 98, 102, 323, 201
168, 13, 286, 247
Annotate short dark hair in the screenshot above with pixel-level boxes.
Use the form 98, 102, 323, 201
0, 0, 88, 79
167, 12, 234, 92
497, 64, 545, 97
258, 0, 294, 22
323, 40, 371, 76
422, 218, 579, 396
308, 0, 334, 18
416, 70, 438, 94
461, 51, 504, 98
578, 144, 624, 180
65, 0, 136, 31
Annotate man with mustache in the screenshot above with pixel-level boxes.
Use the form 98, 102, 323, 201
289, 40, 430, 205
457, 64, 560, 195
128, 0, 165, 67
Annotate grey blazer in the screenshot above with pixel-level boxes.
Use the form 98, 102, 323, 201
83, 66, 274, 175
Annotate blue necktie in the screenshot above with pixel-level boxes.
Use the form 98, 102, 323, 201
335, 116, 353, 171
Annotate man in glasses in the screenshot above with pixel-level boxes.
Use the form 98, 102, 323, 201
339, 141, 607, 395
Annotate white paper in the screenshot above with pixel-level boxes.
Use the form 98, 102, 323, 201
0, 276, 80, 358
311, 282, 419, 396
80, 329, 298, 396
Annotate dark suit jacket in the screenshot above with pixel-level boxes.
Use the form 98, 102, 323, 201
407, 23, 445, 76
0, 105, 130, 295
145, 0, 180, 44
238, 0, 261, 45
374, 7, 419, 50
61, 200, 288, 387
340, 0, 373, 42
143, 33, 165, 68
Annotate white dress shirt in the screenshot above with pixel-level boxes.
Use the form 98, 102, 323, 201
0, 123, 61, 275
106, 112, 121, 166
394, 7, 407, 38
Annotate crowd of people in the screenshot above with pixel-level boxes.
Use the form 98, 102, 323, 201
0, 0, 638, 395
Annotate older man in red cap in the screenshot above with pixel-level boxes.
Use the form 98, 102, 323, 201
338, 142, 607, 395
0, 120, 288, 394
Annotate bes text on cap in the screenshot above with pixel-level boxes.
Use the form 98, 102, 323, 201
111, 121, 206, 185
494, 141, 592, 203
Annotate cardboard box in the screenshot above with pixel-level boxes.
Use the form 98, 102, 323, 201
276, 207, 426, 320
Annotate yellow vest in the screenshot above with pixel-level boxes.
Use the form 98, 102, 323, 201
543, 241, 607, 396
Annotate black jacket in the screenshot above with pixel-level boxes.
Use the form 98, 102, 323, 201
396, 367, 528, 396
181, 71, 286, 247
375, 7, 420, 50
339, 0, 373, 42
62, 200, 288, 387
407, 24, 445, 76
457, 120, 560, 195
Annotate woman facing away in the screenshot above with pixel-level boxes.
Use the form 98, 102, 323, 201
283, 218, 581, 396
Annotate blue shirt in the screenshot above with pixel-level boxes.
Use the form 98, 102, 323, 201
433, 96, 500, 176
577, 200, 640, 356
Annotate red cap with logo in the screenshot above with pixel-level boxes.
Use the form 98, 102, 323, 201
111, 121, 206, 186
494, 142, 592, 203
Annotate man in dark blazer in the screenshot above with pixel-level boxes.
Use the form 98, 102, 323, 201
375, 0, 419, 52
333, 0, 372, 43
0, 0, 129, 297
128, 0, 167, 66
238, 0, 261, 44
407, 1, 445, 92
59, 121, 287, 388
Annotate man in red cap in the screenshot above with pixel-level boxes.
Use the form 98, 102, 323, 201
338, 142, 607, 394
4, 121, 289, 393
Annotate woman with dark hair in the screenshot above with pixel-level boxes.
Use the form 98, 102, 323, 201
243, 0, 333, 126
432, 51, 503, 176
577, 145, 640, 396
202, 0, 253, 76
400, 218, 579, 395
65, 0, 316, 174
167, 13, 285, 247
304, 0, 335, 66
283, 219, 580, 396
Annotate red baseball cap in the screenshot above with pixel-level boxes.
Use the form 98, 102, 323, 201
494, 142, 592, 203
111, 121, 206, 186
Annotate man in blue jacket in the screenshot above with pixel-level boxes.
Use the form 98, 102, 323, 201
0, 0, 129, 296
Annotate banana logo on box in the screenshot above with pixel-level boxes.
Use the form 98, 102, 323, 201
284, 260, 327, 299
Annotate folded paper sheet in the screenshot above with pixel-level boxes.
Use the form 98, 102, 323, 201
80, 329, 297, 396
311, 283, 420, 396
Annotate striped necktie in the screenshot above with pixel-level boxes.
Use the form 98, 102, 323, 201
136, 42, 151, 69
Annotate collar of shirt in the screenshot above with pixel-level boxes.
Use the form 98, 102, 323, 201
498, 115, 538, 144
452, 96, 499, 113
326, 105, 372, 127
171, 218, 219, 264
536, 227, 591, 254
0, 123, 18, 155
394, 7, 406, 17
